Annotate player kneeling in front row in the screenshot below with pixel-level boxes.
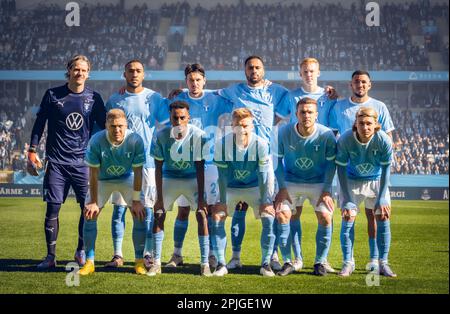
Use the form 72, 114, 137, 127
149, 101, 211, 276
336, 107, 396, 277
274, 97, 337, 276
77, 109, 147, 276
212, 108, 275, 277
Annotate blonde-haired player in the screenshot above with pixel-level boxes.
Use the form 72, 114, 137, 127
335, 107, 396, 277
211, 108, 275, 276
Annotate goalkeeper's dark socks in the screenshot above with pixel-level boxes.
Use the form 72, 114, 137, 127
45, 202, 61, 257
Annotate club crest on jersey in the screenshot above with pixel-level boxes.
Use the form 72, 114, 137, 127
203, 103, 209, 112
66, 112, 84, 130
106, 165, 126, 177
356, 163, 375, 175
318, 99, 325, 108
234, 169, 251, 180
295, 157, 314, 170
81, 97, 94, 114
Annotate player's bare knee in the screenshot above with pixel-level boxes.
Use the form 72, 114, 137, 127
276, 210, 291, 224
317, 212, 331, 226
177, 206, 190, 220
343, 215, 355, 222
375, 214, 389, 222
153, 210, 166, 232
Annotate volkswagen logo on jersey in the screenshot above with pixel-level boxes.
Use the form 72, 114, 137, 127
106, 165, 126, 177
66, 112, 84, 130
356, 163, 375, 175
295, 157, 314, 170
234, 169, 251, 180
172, 160, 191, 170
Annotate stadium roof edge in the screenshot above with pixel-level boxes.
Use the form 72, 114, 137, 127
0, 71, 448, 81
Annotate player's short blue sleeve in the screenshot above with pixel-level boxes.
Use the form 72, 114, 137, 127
150, 132, 164, 161
275, 92, 291, 119
379, 132, 393, 165
149, 92, 170, 126
275, 125, 286, 158
325, 131, 337, 161
379, 104, 395, 133
328, 105, 339, 131
132, 134, 146, 167
257, 138, 271, 173
85, 134, 101, 167
335, 135, 349, 167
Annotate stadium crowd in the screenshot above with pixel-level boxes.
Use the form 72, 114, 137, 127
0, 2, 166, 70
182, 0, 448, 70
0, 0, 448, 71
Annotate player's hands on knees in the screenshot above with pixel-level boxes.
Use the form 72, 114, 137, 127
213, 203, 227, 219
317, 192, 334, 212
168, 88, 183, 99
260, 203, 275, 217
325, 85, 339, 100
274, 188, 292, 211
154, 199, 165, 212
84, 203, 100, 220
27, 151, 42, 176
198, 199, 208, 214
131, 200, 146, 221
378, 204, 391, 220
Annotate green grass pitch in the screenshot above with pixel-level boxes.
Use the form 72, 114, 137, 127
0, 198, 448, 294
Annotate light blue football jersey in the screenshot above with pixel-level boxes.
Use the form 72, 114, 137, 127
329, 97, 395, 135
218, 83, 288, 141
106, 88, 170, 169
150, 124, 205, 178
335, 129, 393, 181
276, 87, 336, 127
85, 129, 145, 180
214, 133, 270, 188
171, 91, 233, 162
276, 123, 336, 183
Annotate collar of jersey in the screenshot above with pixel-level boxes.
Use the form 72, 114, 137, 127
353, 131, 374, 146
106, 130, 129, 148
125, 88, 147, 96
294, 123, 317, 139
187, 91, 205, 101
349, 96, 372, 106
300, 86, 323, 95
